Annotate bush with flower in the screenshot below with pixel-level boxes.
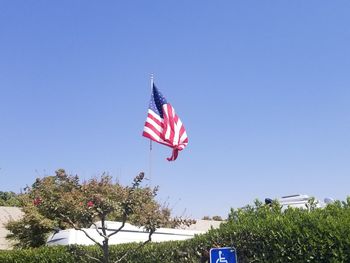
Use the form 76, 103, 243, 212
7, 169, 192, 263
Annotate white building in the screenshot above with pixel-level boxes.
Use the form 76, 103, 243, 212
0, 206, 23, 250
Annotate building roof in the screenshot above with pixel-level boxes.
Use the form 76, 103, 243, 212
179, 219, 223, 232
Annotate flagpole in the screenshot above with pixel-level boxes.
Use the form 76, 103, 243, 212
149, 74, 154, 184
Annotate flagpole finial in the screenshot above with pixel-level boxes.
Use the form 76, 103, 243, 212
150, 73, 154, 88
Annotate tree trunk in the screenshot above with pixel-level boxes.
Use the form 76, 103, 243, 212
103, 239, 109, 263
101, 215, 109, 263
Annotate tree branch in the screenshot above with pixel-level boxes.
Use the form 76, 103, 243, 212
101, 215, 107, 237
107, 213, 127, 238
84, 251, 103, 263
114, 229, 155, 263
59, 213, 103, 249
91, 222, 108, 239
71, 245, 102, 263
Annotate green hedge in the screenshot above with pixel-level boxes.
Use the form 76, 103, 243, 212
0, 246, 77, 263
2, 198, 350, 262
202, 198, 350, 262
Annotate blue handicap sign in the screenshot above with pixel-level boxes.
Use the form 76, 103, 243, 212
210, 247, 237, 263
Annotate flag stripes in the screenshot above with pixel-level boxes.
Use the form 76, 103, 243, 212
142, 84, 188, 161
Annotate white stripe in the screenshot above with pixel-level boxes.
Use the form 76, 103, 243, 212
176, 117, 183, 127
145, 117, 163, 133
173, 120, 181, 144
143, 127, 171, 145
143, 127, 161, 141
148, 109, 163, 122
179, 131, 188, 143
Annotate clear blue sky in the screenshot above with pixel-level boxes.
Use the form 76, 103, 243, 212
1, 1, 349, 219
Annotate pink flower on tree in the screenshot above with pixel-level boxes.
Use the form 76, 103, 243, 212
87, 201, 94, 208
33, 197, 42, 206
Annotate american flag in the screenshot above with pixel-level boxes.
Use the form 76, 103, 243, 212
143, 84, 188, 161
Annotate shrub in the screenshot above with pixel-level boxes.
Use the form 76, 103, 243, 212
2, 198, 350, 263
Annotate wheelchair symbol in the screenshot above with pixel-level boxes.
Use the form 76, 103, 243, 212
216, 251, 228, 263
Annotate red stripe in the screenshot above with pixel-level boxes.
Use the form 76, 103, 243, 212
179, 125, 186, 141
144, 122, 162, 137
143, 120, 174, 147
142, 131, 154, 140
143, 99, 188, 161
174, 114, 179, 123
147, 112, 163, 128
166, 105, 175, 144
142, 131, 173, 147
161, 110, 168, 140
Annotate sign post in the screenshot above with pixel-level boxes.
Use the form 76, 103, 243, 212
210, 247, 237, 263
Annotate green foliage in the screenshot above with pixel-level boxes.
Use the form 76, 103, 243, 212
197, 198, 350, 262
6, 170, 173, 250
212, 215, 223, 221
6, 205, 55, 248
0, 191, 22, 207
3, 198, 350, 262
28, 170, 171, 230
5, 169, 192, 263
0, 246, 77, 263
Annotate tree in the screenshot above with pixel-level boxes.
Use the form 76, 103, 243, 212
212, 215, 223, 221
0, 191, 22, 207
7, 169, 192, 263
201, 215, 224, 221
6, 205, 55, 248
